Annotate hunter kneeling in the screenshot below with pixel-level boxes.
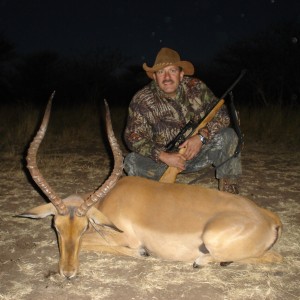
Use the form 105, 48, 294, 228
124, 47, 242, 193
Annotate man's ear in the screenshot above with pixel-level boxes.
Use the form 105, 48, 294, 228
180, 70, 184, 81
153, 73, 157, 82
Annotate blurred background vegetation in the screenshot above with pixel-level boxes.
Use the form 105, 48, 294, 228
1, 22, 299, 155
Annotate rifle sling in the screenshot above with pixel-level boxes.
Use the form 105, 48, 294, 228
188, 92, 244, 184
214, 92, 243, 170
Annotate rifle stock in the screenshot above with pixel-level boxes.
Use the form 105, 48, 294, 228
159, 99, 225, 183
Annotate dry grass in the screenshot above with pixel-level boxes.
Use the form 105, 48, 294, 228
239, 105, 300, 146
1, 102, 299, 156
0, 141, 300, 299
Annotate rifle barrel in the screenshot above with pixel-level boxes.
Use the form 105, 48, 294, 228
220, 69, 247, 100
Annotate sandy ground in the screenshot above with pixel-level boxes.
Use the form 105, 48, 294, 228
0, 141, 299, 300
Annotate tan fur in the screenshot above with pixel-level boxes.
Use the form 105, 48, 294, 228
96, 176, 282, 263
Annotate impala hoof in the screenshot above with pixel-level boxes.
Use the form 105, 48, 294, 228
139, 246, 149, 257
220, 261, 233, 267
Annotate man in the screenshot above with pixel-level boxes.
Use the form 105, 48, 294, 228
123, 47, 241, 194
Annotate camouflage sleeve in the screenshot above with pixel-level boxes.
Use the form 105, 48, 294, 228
124, 101, 162, 162
194, 80, 230, 140
207, 105, 231, 140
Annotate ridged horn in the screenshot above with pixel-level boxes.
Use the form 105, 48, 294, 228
26, 92, 68, 215
76, 100, 123, 217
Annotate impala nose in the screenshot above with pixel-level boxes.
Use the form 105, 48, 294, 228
61, 270, 77, 279
60, 267, 77, 279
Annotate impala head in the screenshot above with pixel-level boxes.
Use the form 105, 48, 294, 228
18, 92, 123, 278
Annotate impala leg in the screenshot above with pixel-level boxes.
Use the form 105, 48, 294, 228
193, 255, 233, 268
81, 243, 146, 258
193, 243, 215, 268
193, 253, 215, 268
195, 213, 280, 267
82, 226, 147, 259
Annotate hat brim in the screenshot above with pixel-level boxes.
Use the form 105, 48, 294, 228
143, 61, 194, 79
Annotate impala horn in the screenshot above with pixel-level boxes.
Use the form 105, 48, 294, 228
76, 99, 124, 216
26, 91, 68, 215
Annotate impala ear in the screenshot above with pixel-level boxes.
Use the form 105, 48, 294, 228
87, 207, 122, 232
16, 203, 57, 219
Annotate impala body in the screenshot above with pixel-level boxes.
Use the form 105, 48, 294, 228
19, 94, 282, 278
96, 176, 281, 263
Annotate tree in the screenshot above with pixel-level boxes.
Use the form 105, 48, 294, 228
213, 22, 300, 107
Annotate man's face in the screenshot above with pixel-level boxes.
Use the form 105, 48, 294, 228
153, 65, 184, 98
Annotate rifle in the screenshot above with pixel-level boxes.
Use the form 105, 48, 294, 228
159, 69, 246, 183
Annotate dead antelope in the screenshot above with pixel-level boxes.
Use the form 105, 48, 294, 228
19, 93, 283, 278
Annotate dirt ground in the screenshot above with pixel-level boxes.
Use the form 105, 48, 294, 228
0, 140, 299, 300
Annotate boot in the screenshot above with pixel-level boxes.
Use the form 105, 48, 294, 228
218, 178, 239, 194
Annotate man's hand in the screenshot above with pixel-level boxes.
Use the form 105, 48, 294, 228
179, 135, 203, 160
159, 127, 208, 169
159, 151, 187, 171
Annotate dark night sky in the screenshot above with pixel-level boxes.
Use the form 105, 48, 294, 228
0, 0, 299, 65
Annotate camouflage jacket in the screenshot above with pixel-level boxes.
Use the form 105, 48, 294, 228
124, 76, 230, 162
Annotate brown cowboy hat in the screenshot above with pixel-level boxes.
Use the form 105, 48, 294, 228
143, 47, 195, 79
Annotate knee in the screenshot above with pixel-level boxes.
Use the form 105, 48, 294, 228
123, 153, 136, 176
219, 128, 238, 146
221, 127, 237, 139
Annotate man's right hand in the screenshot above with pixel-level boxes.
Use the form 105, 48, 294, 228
158, 151, 187, 171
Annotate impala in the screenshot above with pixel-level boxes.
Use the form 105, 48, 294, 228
19, 93, 282, 278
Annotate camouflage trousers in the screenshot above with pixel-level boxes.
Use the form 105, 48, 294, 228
124, 128, 242, 181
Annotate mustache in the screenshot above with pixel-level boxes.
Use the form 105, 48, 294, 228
162, 79, 174, 84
